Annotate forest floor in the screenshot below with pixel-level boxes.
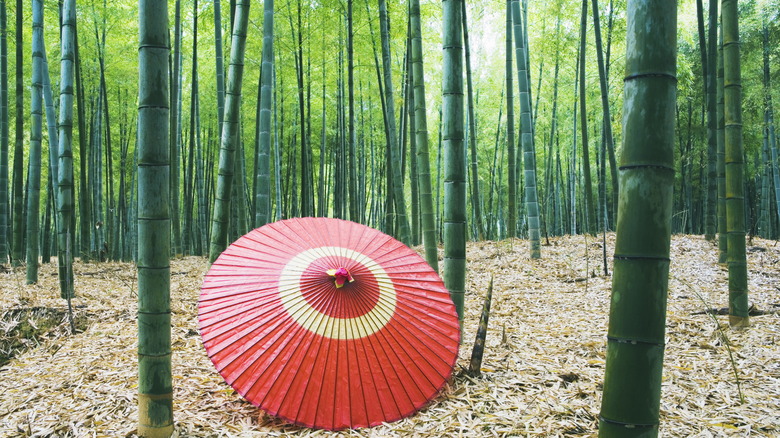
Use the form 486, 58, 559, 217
0, 233, 778, 437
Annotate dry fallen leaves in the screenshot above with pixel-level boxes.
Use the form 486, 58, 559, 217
0, 233, 778, 437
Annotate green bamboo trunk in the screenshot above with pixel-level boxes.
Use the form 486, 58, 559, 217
56, 0, 76, 298
0, 0, 8, 264
10, 0, 22, 267
118, 112, 131, 261
347, 0, 358, 222
214, 0, 225, 141
462, 2, 484, 241
170, 0, 182, 256
254, 0, 274, 228
406, 51, 421, 245
598, 3, 676, 436
208, 0, 251, 263
232, 133, 249, 238
442, 0, 466, 321
42, 49, 59, 228
73, 23, 91, 261
41, 178, 53, 262
716, 29, 728, 263
762, 20, 779, 239
695, 0, 709, 236
92, 82, 105, 259
334, 30, 345, 220
293, 0, 313, 218
770, 125, 779, 234
511, 0, 540, 258
195, 119, 207, 254
377, 0, 411, 246
26, 0, 44, 283
486, 85, 504, 240
137, 0, 173, 435
570, 56, 579, 235
578, 0, 597, 236
591, 0, 618, 227
569, 2, 586, 236
183, 89, 193, 251
97, 26, 116, 260
758, 143, 771, 237
273, 70, 282, 221
364, 1, 386, 227
543, 17, 561, 240
505, 0, 516, 238
704, 0, 718, 240
410, 0, 438, 272
722, 0, 749, 328
184, 2, 198, 255
317, 59, 327, 218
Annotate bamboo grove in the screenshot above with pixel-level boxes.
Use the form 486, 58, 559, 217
1, 0, 779, 273
0, 1, 778, 436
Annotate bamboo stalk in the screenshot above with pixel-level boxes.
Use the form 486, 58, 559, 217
137, 0, 173, 435
599, 3, 677, 436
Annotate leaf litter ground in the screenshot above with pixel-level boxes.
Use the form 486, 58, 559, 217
0, 233, 778, 437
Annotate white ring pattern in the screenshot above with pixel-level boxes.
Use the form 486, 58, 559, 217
277, 246, 397, 340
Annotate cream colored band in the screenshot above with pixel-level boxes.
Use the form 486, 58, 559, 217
277, 246, 397, 340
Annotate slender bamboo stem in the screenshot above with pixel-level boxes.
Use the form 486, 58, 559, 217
208, 0, 252, 263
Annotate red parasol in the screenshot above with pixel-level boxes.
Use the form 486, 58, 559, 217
198, 217, 460, 430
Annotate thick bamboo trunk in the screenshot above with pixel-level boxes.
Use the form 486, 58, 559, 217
56, 0, 76, 298
722, 0, 749, 328
442, 0, 466, 320
26, 0, 45, 283
599, 3, 677, 436
137, 0, 173, 435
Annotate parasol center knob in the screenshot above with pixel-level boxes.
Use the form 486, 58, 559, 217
327, 267, 354, 288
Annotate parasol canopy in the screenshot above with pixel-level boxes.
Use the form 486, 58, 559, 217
198, 217, 460, 430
